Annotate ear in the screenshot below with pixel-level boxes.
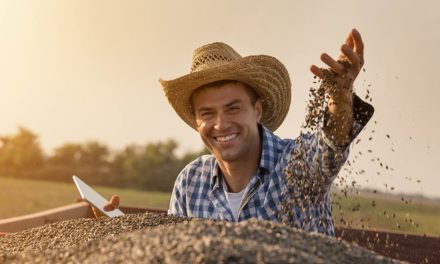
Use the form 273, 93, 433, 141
255, 99, 263, 122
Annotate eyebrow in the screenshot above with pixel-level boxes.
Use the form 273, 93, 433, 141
196, 99, 242, 112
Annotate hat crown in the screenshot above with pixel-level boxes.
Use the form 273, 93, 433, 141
191, 42, 242, 72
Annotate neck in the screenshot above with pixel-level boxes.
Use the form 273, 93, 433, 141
217, 140, 261, 193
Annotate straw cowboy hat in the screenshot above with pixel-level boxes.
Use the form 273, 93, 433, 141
159, 42, 291, 131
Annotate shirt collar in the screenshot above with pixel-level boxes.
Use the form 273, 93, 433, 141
209, 124, 280, 190
210, 159, 221, 190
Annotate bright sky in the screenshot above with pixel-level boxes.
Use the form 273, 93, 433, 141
1, 0, 439, 198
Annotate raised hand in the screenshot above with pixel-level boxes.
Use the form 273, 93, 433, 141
310, 28, 364, 91
309, 28, 365, 145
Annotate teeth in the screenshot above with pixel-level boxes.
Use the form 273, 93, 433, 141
216, 134, 237, 142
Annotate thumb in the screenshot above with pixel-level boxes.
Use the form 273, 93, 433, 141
103, 195, 120, 211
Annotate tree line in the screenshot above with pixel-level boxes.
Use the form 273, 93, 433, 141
0, 127, 207, 192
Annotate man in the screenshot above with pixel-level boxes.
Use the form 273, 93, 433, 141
101, 28, 373, 236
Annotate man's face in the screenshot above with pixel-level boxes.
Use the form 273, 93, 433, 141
191, 82, 262, 162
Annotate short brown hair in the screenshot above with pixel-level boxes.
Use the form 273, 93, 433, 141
189, 80, 260, 115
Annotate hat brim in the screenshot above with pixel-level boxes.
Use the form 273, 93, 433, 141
160, 55, 291, 131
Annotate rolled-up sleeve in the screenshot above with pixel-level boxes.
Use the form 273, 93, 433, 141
287, 94, 374, 192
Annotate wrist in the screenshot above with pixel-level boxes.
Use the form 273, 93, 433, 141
328, 101, 352, 116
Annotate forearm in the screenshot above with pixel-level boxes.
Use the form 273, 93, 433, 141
309, 94, 374, 183
323, 93, 354, 146
292, 95, 372, 185
283, 130, 349, 203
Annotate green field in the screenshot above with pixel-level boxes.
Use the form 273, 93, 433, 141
332, 191, 440, 236
0, 177, 170, 219
1, 177, 439, 236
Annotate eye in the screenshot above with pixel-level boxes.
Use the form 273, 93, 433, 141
227, 105, 240, 113
200, 111, 214, 119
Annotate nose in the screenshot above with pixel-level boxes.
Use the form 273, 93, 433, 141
214, 112, 231, 131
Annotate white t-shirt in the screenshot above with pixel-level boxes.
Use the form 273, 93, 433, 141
222, 177, 246, 222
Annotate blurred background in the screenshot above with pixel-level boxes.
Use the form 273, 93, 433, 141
0, 0, 439, 235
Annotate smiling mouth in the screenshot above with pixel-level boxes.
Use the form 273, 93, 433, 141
214, 133, 238, 142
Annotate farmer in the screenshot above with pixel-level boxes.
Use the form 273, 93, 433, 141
101, 28, 373, 236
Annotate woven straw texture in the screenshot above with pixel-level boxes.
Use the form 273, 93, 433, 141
160, 42, 291, 131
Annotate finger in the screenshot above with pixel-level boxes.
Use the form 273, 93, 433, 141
321, 53, 345, 76
339, 30, 355, 60
310, 65, 324, 79
344, 30, 355, 49
341, 44, 360, 69
352, 28, 364, 65
92, 206, 103, 218
110, 195, 120, 208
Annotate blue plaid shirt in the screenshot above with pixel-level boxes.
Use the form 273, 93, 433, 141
168, 96, 373, 236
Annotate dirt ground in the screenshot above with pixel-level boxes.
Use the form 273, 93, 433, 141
335, 227, 440, 263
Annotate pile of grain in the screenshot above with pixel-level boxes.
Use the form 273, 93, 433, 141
0, 214, 398, 263
0, 212, 187, 254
